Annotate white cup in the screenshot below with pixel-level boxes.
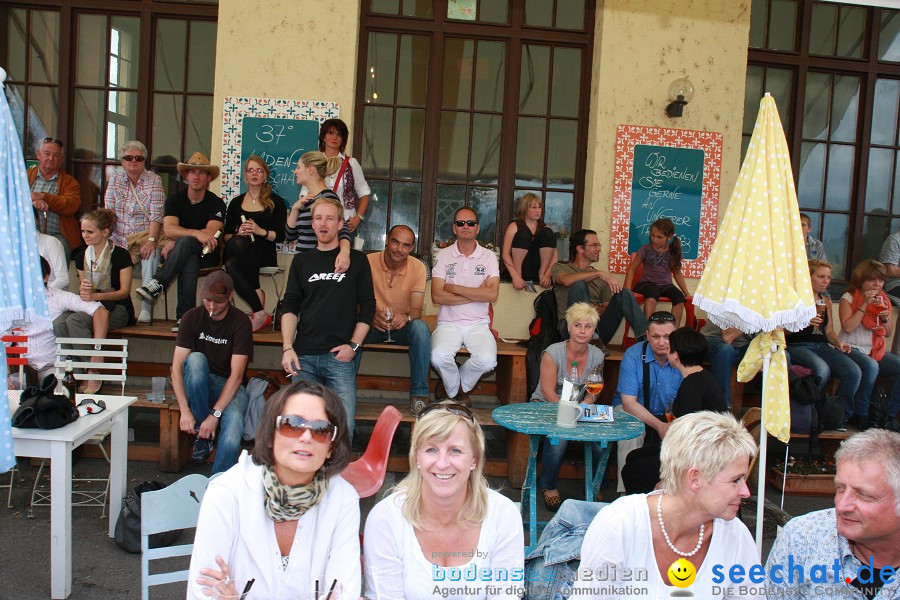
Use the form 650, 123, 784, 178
353, 236, 365, 251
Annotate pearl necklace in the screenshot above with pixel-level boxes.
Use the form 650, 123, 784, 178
656, 492, 704, 557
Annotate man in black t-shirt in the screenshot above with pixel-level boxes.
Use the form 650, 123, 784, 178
135, 152, 225, 330
281, 197, 375, 437
171, 271, 253, 474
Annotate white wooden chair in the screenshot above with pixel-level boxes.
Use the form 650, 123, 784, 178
28, 337, 128, 518
2, 330, 29, 508
141, 473, 209, 600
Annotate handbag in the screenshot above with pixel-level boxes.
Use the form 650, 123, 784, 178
114, 481, 181, 553
12, 377, 79, 429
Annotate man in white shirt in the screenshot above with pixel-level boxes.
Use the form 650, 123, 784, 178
37, 230, 69, 290
430, 207, 500, 405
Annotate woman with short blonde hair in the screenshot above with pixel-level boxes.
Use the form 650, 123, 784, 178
575, 411, 758, 599
363, 403, 524, 599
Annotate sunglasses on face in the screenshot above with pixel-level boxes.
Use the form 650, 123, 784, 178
122, 155, 145, 163
275, 415, 337, 443
648, 312, 676, 323
454, 220, 478, 227
418, 401, 476, 423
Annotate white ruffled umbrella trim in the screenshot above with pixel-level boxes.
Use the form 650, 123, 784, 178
693, 292, 815, 335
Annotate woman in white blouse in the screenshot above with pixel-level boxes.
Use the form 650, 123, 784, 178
574, 411, 759, 599
189, 380, 360, 599
364, 402, 524, 600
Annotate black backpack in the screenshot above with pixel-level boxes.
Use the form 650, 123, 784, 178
789, 374, 824, 456
869, 386, 890, 429
526, 290, 561, 399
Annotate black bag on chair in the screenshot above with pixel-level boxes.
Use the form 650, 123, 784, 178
114, 481, 181, 553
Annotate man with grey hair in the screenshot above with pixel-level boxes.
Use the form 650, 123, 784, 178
106, 140, 165, 323
27, 137, 82, 262
766, 429, 900, 599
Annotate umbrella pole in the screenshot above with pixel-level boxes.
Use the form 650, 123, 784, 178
755, 342, 776, 557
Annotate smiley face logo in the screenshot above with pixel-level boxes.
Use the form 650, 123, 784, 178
667, 558, 696, 588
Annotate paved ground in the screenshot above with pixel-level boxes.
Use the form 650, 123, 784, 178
0, 450, 833, 600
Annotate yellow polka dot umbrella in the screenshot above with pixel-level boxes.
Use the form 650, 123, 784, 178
693, 93, 815, 554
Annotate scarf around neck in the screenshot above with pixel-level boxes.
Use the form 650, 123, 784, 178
849, 288, 887, 361
84, 240, 114, 293
262, 464, 328, 522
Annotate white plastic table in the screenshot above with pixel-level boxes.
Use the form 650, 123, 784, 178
10, 393, 136, 599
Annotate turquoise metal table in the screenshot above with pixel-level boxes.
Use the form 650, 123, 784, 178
492, 403, 643, 550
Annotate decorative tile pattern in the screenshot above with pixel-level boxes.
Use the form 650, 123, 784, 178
610, 125, 723, 279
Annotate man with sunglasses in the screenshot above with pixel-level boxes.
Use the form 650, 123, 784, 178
613, 310, 682, 493
28, 137, 82, 263
171, 271, 252, 474
430, 207, 500, 405
366, 224, 431, 416
551, 229, 648, 344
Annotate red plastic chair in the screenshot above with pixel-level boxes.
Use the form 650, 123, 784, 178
342, 405, 403, 498
2, 331, 29, 389
622, 254, 695, 347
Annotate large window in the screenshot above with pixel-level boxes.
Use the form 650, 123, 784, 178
355, 0, 595, 255
1, 1, 216, 204
744, 0, 900, 280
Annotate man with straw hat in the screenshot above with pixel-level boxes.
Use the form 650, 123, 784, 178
135, 152, 225, 331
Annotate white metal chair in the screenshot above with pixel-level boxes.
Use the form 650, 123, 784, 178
141, 473, 209, 600
259, 265, 285, 310
28, 337, 129, 518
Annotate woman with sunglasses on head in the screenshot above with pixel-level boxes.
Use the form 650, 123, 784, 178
189, 380, 359, 599
838, 259, 900, 431
363, 403, 524, 599
574, 411, 758, 599
222, 155, 287, 332
303, 118, 370, 235
104, 140, 165, 324
285, 151, 352, 272
531, 302, 605, 512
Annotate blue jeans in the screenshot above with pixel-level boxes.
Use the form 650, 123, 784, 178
154, 236, 219, 319
363, 318, 431, 397
787, 342, 862, 417
183, 352, 249, 475
705, 338, 749, 408
540, 435, 603, 490
293, 352, 358, 438
844, 348, 900, 418
560, 282, 647, 343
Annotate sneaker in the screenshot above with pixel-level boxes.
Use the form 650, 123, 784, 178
410, 396, 429, 417
835, 421, 848, 432
171, 319, 181, 332
137, 310, 152, 324
135, 278, 163, 302
885, 417, 900, 432
191, 434, 213, 463
848, 414, 870, 431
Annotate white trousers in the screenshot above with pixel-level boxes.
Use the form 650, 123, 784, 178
430, 321, 497, 397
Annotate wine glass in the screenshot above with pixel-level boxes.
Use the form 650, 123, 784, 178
585, 365, 604, 404
664, 399, 675, 423
813, 297, 826, 334
384, 306, 395, 343
873, 295, 886, 327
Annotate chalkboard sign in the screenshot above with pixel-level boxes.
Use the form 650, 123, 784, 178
240, 117, 320, 207
627, 145, 704, 260
610, 125, 723, 279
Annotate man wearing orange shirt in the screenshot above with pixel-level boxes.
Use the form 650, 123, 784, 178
365, 224, 431, 416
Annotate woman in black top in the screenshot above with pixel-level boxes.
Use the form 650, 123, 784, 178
75, 208, 135, 392
501, 192, 557, 290
223, 155, 287, 332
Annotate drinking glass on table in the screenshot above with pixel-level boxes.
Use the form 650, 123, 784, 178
813, 297, 827, 334
383, 306, 395, 343
584, 365, 604, 404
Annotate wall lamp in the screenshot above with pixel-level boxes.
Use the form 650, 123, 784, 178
666, 77, 694, 118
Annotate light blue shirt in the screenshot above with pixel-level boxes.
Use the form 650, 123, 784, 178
765, 508, 900, 599
611, 341, 682, 415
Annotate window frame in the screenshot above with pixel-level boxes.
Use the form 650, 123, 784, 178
353, 0, 596, 255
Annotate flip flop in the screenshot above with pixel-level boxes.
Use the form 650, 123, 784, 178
542, 488, 562, 512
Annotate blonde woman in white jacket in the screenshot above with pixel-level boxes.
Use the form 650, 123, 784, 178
188, 380, 360, 599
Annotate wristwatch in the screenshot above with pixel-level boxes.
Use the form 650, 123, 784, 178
211, 409, 222, 419
357, 214, 365, 221
349, 342, 361, 353
148, 237, 157, 242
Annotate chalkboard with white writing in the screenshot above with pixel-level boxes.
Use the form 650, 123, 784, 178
627, 144, 704, 260
240, 117, 319, 207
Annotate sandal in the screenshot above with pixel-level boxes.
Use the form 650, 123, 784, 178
542, 488, 562, 512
